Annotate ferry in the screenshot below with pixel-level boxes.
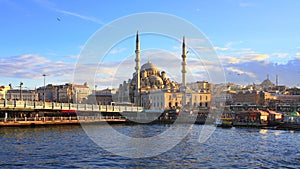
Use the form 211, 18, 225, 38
215, 118, 233, 128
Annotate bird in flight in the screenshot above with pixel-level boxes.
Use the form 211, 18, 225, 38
57, 17, 61, 21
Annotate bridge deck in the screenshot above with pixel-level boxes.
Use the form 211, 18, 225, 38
0, 100, 143, 112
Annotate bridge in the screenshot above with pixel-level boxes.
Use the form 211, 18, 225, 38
0, 100, 143, 112
0, 100, 143, 126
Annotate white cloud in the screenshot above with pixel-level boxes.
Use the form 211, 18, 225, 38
226, 67, 255, 78
272, 53, 289, 58
33, 0, 104, 25
109, 48, 127, 54
220, 53, 269, 64
63, 55, 79, 59
296, 52, 300, 59
0, 54, 74, 79
214, 46, 229, 51
55, 9, 105, 25
241, 53, 269, 61
239, 2, 253, 7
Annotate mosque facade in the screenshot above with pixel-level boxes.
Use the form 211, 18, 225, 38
113, 32, 211, 110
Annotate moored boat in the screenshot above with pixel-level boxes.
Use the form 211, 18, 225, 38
215, 118, 233, 128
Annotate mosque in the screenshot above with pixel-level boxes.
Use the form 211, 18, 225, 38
113, 32, 211, 110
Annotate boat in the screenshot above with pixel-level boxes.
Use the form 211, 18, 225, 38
215, 118, 233, 128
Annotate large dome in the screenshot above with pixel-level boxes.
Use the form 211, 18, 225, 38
141, 62, 158, 71
261, 79, 274, 87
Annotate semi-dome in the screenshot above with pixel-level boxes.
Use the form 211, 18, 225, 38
149, 75, 163, 85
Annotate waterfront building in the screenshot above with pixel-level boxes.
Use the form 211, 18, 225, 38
36, 84, 57, 102
267, 94, 300, 107
287, 87, 300, 95
233, 110, 269, 126
6, 89, 38, 101
73, 82, 91, 103
113, 80, 131, 103
36, 82, 91, 103
147, 89, 211, 110
87, 88, 116, 105
186, 81, 213, 93
148, 90, 182, 110
36, 83, 73, 103
231, 90, 265, 105
57, 83, 73, 103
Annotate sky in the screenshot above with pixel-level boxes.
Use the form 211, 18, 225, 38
0, 0, 300, 89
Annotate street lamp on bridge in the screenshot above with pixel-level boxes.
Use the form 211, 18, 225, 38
42, 74, 47, 107
19, 82, 23, 101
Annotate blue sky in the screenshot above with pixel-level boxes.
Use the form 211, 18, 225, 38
0, 0, 300, 89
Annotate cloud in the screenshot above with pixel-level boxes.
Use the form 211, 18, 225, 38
226, 67, 255, 78
241, 53, 269, 61
0, 54, 74, 79
55, 9, 105, 25
33, 0, 104, 25
109, 48, 127, 54
214, 46, 229, 51
296, 52, 300, 59
239, 2, 253, 7
272, 53, 289, 58
187, 38, 207, 44
59, 46, 300, 87
224, 58, 300, 86
63, 55, 79, 59
220, 56, 240, 64
220, 53, 269, 64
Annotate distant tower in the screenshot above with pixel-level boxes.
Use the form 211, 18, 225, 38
181, 36, 187, 106
267, 74, 269, 80
276, 74, 278, 86
135, 31, 141, 106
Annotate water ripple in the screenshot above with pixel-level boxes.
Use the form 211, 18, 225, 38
0, 125, 299, 168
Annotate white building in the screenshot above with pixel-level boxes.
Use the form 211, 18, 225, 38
6, 89, 38, 101
73, 83, 91, 103
148, 89, 211, 110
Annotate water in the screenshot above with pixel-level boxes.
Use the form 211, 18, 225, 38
0, 124, 299, 168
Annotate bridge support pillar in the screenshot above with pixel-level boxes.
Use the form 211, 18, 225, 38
4, 112, 7, 122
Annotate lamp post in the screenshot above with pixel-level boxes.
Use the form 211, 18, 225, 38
19, 82, 23, 101
43, 74, 46, 107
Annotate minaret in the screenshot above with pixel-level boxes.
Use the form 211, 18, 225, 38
276, 74, 278, 86
182, 36, 187, 87
181, 36, 187, 106
135, 31, 141, 106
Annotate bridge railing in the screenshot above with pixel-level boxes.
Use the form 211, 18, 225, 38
0, 115, 125, 123
0, 100, 143, 112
